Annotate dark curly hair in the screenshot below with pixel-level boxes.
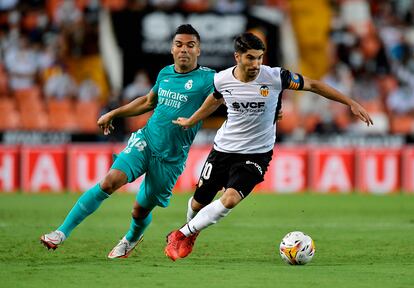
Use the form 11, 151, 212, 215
174, 24, 201, 42
234, 33, 265, 53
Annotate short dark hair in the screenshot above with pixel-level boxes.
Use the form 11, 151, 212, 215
174, 24, 201, 42
234, 32, 265, 53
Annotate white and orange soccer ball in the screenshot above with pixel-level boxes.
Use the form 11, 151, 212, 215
279, 231, 315, 265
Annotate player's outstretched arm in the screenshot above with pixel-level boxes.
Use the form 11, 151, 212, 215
172, 93, 224, 128
302, 76, 373, 126
97, 90, 158, 135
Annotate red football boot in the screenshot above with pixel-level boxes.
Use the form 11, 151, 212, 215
178, 232, 200, 258
164, 230, 186, 261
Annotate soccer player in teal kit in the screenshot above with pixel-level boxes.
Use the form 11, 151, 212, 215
40, 24, 215, 258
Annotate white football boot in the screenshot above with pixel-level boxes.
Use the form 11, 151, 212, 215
40, 230, 66, 250
108, 235, 143, 259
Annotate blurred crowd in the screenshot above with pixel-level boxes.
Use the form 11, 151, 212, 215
0, 0, 107, 133
292, 0, 414, 138
0, 0, 413, 139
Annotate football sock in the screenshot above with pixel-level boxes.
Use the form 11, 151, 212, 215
57, 184, 110, 237
125, 212, 152, 243
180, 199, 231, 237
186, 196, 197, 222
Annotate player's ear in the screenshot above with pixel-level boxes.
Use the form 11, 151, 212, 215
234, 52, 240, 63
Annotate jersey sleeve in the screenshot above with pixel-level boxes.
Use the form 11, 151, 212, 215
204, 70, 215, 97
280, 68, 304, 90
212, 73, 223, 99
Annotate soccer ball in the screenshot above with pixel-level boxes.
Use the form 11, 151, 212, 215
279, 231, 315, 265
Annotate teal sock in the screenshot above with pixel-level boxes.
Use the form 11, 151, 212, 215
57, 184, 110, 237
125, 213, 152, 242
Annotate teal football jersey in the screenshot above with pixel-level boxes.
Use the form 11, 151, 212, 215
141, 64, 215, 162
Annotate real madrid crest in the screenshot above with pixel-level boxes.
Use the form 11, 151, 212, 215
260, 85, 269, 97
185, 79, 193, 90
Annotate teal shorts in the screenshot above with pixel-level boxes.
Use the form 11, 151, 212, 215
111, 131, 185, 208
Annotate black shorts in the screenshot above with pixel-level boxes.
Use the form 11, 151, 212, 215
193, 148, 273, 205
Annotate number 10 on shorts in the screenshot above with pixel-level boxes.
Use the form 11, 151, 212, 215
201, 162, 213, 180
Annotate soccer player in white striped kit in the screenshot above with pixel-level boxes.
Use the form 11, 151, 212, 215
165, 32, 373, 261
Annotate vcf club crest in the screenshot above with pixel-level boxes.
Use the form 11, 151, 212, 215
185, 79, 193, 90
260, 85, 269, 97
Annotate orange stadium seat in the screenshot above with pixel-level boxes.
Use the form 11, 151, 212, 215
0, 98, 20, 130
333, 111, 352, 130
390, 115, 414, 135
22, 11, 40, 31
19, 111, 48, 130
47, 99, 77, 131
14, 87, 46, 120
14, 87, 42, 107
303, 114, 321, 133
46, 0, 63, 23
0, 66, 9, 95
127, 112, 152, 132
75, 101, 101, 133
181, 0, 210, 12
277, 102, 301, 134
14, 87, 49, 130
0, 97, 13, 109
101, 0, 127, 10
361, 100, 384, 113
75, 0, 91, 10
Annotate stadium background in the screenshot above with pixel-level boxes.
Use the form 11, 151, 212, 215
0, 0, 413, 194
0, 1, 413, 288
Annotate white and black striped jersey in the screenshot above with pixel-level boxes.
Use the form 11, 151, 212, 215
212, 65, 303, 154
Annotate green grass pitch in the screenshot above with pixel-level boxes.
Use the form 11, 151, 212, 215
0, 192, 413, 288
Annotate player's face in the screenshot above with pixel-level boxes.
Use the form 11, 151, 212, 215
171, 34, 200, 73
235, 49, 264, 79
